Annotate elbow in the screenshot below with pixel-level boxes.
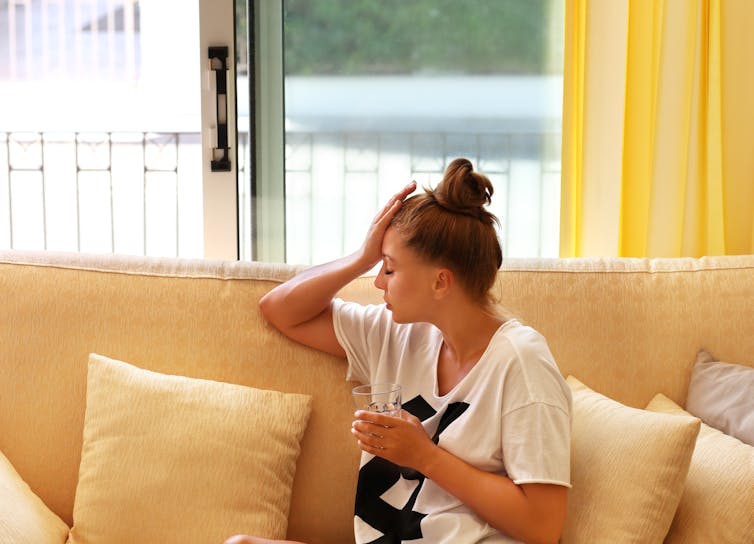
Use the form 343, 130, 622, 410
258, 292, 271, 321
258, 290, 282, 329
258, 287, 297, 337
258, 293, 271, 322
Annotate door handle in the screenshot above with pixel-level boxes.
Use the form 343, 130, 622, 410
208, 46, 231, 172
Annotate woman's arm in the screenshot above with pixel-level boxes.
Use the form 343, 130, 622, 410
258, 181, 416, 356
420, 444, 567, 544
351, 411, 568, 544
258, 254, 367, 357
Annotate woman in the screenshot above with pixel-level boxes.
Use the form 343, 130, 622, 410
227, 158, 572, 544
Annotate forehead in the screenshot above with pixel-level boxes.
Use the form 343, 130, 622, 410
382, 227, 408, 258
382, 227, 424, 265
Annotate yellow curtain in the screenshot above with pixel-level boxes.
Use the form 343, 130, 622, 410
561, 0, 754, 257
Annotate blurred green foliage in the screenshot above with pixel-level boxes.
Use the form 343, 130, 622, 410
283, 0, 564, 75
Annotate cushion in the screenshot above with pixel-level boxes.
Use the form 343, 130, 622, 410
561, 376, 700, 544
0, 449, 69, 544
67, 354, 312, 544
686, 350, 754, 446
646, 393, 754, 543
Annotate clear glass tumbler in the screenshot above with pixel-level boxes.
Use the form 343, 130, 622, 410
352, 383, 402, 416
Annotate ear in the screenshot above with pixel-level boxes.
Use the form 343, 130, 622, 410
432, 268, 455, 299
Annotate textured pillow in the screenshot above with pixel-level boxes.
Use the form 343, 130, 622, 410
67, 354, 312, 544
561, 376, 700, 544
646, 394, 754, 543
0, 449, 70, 544
686, 350, 754, 446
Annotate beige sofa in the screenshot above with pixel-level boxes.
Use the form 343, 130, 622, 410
1, 250, 753, 543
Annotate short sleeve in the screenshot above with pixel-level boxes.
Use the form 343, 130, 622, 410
502, 402, 571, 487
495, 325, 572, 487
331, 298, 393, 384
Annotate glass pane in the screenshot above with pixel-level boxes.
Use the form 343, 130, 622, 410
282, 0, 564, 264
235, 0, 252, 261
0, 0, 203, 257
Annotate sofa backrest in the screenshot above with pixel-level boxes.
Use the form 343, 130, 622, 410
1, 251, 753, 542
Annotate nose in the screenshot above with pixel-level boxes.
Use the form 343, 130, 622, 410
374, 264, 386, 291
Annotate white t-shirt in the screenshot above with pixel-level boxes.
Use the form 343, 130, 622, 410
332, 299, 572, 544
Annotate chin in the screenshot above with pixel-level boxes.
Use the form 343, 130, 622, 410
386, 306, 404, 323
385, 305, 421, 325
387, 311, 416, 325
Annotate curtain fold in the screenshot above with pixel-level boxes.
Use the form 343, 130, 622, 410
560, 0, 586, 257
561, 0, 754, 257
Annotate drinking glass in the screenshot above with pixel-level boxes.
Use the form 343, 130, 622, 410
352, 383, 402, 416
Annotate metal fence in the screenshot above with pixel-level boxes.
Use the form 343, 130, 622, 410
1, 129, 561, 262
284, 130, 562, 263
0, 131, 203, 256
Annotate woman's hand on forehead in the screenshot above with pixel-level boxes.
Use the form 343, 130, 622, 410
359, 181, 416, 270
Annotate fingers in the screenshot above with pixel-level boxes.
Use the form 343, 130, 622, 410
389, 181, 417, 216
397, 180, 417, 200
353, 410, 399, 426
361, 181, 417, 267
373, 181, 417, 223
352, 411, 398, 449
374, 199, 401, 226
351, 420, 385, 451
386, 181, 417, 209
399, 411, 422, 427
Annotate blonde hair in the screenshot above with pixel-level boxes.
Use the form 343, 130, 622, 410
390, 158, 503, 311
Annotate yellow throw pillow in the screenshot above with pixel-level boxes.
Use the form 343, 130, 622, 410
67, 354, 312, 544
646, 393, 754, 543
0, 449, 70, 544
562, 376, 700, 544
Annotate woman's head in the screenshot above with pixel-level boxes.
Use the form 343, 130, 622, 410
389, 158, 503, 309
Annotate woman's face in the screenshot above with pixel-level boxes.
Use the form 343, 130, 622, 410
374, 227, 438, 323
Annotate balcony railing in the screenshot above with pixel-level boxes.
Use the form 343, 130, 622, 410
1, 131, 203, 257
284, 130, 562, 264
1, 129, 561, 262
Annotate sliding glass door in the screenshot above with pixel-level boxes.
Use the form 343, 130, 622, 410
243, 0, 564, 264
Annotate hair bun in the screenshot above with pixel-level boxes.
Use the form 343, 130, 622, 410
431, 158, 495, 221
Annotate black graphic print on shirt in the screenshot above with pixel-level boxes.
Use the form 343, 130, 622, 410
355, 396, 470, 544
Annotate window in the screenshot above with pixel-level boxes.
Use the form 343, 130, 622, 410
2, 1, 564, 263
243, 0, 564, 263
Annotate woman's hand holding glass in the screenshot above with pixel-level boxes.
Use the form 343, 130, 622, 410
351, 408, 435, 471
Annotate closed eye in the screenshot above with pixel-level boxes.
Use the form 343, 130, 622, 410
384, 269, 394, 275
